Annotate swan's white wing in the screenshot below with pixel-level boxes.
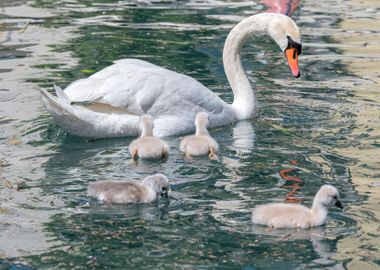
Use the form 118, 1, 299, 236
63, 59, 234, 119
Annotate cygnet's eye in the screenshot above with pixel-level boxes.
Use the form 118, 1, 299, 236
161, 187, 167, 192
332, 195, 338, 200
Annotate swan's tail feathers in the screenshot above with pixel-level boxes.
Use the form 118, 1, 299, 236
39, 88, 90, 136
54, 85, 71, 104
39, 88, 141, 138
39, 88, 75, 117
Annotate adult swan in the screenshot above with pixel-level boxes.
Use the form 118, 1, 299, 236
40, 13, 302, 138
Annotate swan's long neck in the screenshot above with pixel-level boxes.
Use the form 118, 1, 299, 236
195, 125, 209, 136
141, 125, 153, 137
223, 14, 271, 120
310, 199, 328, 226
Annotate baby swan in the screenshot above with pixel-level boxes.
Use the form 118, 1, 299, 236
252, 185, 343, 229
129, 115, 169, 160
180, 112, 219, 159
87, 173, 170, 204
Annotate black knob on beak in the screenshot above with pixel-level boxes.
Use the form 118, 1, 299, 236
335, 200, 343, 209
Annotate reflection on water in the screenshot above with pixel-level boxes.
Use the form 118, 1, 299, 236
320, 0, 380, 268
0, 0, 379, 269
0, 1, 77, 259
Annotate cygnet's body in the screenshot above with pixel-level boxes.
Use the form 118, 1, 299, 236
87, 173, 170, 204
180, 112, 219, 158
252, 185, 343, 229
129, 115, 169, 159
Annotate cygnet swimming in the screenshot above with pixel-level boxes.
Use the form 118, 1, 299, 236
129, 115, 169, 160
87, 173, 170, 204
180, 112, 219, 159
251, 185, 343, 229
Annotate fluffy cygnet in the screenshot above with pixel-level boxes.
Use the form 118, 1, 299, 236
87, 173, 170, 204
129, 115, 169, 160
180, 112, 219, 159
251, 185, 343, 229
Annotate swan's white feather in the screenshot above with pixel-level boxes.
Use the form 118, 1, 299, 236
54, 85, 70, 104
65, 58, 233, 116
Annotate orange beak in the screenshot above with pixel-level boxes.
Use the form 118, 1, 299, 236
285, 48, 300, 78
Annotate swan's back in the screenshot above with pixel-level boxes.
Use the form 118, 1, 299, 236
88, 180, 149, 203
129, 137, 169, 159
180, 136, 219, 156
252, 203, 312, 229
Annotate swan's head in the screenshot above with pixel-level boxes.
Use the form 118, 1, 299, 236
315, 185, 343, 209
195, 112, 209, 128
142, 173, 170, 199
140, 114, 154, 134
267, 14, 302, 78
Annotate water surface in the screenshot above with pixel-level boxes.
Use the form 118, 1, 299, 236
0, 0, 379, 269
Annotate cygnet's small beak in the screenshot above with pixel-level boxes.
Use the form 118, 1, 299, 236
161, 191, 168, 199
335, 200, 343, 209
285, 48, 300, 78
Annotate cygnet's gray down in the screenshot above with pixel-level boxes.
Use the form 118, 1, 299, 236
252, 185, 343, 229
129, 115, 169, 160
180, 112, 219, 159
87, 173, 170, 204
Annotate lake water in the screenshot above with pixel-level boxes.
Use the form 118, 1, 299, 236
0, 0, 379, 269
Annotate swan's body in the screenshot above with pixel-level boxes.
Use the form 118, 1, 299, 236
87, 173, 170, 204
40, 13, 302, 138
129, 115, 169, 159
180, 112, 219, 158
251, 185, 343, 229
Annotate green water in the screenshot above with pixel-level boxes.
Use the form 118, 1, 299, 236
0, 0, 379, 269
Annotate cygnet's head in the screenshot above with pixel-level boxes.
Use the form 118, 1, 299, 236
315, 185, 343, 209
195, 112, 209, 128
142, 173, 170, 198
140, 114, 154, 130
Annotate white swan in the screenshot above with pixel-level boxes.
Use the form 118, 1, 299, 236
87, 173, 170, 204
129, 115, 169, 160
180, 112, 219, 159
251, 185, 343, 229
40, 13, 302, 138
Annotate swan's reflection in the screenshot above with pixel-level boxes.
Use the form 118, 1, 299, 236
254, 226, 344, 269
230, 120, 256, 155
211, 120, 256, 236
85, 202, 167, 222
214, 120, 256, 200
